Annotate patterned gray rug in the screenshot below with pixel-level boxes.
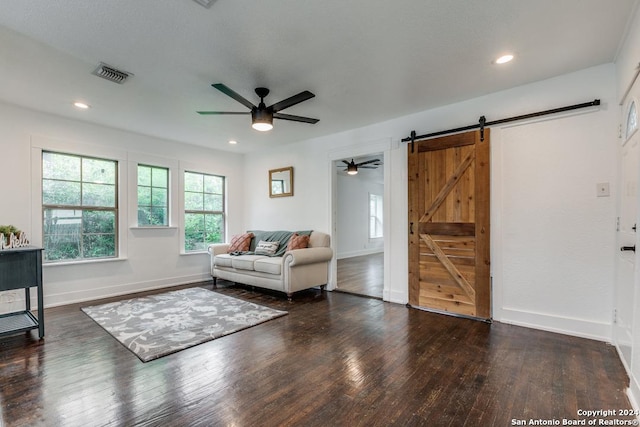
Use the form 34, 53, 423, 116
81, 287, 288, 362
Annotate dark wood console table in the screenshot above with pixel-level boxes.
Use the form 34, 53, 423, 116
0, 247, 44, 339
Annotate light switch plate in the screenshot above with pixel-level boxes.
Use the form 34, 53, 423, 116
597, 182, 610, 197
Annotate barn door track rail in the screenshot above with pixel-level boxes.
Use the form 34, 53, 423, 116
402, 99, 601, 152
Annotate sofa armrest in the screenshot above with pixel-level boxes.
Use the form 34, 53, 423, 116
284, 247, 333, 267
207, 243, 230, 256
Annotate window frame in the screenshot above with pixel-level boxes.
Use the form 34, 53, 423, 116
136, 164, 170, 227
183, 170, 226, 253
41, 150, 119, 263
625, 99, 638, 143
369, 192, 383, 240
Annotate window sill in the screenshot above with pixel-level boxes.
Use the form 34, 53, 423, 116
129, 226, 178, 230
43, 257, 128, 267
180, 251, 208, 256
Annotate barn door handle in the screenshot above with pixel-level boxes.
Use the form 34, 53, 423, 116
621, 245, 636, 252
410, 222, 414, 235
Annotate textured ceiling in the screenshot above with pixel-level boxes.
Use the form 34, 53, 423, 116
0, 0, 636, 153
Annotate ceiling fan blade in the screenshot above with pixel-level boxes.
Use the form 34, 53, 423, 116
270, 91, 315, 113
273, 112, 319, 124
341, 160, 350, 165
197, 111, 250, 115
212, 83, 256, 110
359, 166, 379, 169
357, 159, 381, 166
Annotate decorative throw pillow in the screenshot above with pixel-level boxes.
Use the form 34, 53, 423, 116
227, 232, 254, 253
254, 240, 280, 256
286, 233, 310, 251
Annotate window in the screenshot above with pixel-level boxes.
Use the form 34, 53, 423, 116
271, 180, 284, 195
42, 151, 117, 262
137, 165, 169, 226
184, 171, 225, 252
626, 100, 638, 140
369, 193, 383, 239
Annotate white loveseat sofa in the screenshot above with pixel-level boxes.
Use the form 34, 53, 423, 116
207, 230, 333, 300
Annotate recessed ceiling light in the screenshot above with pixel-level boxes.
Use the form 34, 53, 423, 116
228, 140, 238, 145
495, 54, 514, 64
73, 101, 90, 109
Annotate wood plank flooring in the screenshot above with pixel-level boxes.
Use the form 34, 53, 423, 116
337, 252, 383, 298
0, 281, 633, 427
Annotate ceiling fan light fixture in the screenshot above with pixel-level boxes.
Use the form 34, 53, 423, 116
200, 84, 318, 131
252, 122, 273, 132
251, 108, 273, 131
339, 158, 381, 175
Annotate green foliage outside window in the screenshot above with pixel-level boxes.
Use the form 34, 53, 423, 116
184, 171, 224, 251
137, 165, 169, 226
42, 152, 117, 262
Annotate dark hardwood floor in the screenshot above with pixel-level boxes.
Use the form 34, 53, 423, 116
0, 280, 633, 427
337, 252, 383, 298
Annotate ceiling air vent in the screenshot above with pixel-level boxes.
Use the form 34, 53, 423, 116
192, 0, 216, 8
92, 63, 131, 84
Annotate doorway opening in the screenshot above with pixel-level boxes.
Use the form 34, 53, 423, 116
334, 153, 384, 299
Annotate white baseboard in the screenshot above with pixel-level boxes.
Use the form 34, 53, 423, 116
613, 343, 640, 420
498, 307, 612, 342
0, 273, 212, 311
384, 288, 407, 305
337, 249, 383, 260
627, 375, 640, 424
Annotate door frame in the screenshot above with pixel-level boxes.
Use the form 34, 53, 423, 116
613, 95, 640, 374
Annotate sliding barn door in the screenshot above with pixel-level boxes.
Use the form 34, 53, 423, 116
408, 130, 490, 319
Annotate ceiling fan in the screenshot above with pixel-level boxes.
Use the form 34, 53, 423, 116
197, 83, 319, 131
338, 158, 382, 175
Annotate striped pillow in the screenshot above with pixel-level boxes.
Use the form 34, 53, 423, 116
255, 240, 280, 256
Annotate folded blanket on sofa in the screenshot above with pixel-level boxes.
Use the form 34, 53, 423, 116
246, 230, 312, 256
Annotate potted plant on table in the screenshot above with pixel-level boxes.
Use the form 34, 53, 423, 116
0, 225, 28, 249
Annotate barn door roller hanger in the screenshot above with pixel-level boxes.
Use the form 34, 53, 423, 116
402, 99, 601, 153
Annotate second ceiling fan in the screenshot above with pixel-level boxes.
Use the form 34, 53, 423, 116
197, 83, 319, 131
339, 158, 382, 175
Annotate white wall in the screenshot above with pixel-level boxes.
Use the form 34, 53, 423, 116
336, 171, 384, 259
244, 63, 619, 339
493, 110, 616, 339
0, 101, 245, 311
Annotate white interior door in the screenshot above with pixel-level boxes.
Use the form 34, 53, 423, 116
615, 100, 640, 369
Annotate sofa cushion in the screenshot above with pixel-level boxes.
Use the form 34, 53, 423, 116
286, 233, 310, 251
253, 257, 282, 275
227, 232, 254, 253
214, 254, 233, 268
231, 255, 267, 271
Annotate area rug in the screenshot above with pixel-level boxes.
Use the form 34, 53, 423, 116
81, 287, 288, 362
